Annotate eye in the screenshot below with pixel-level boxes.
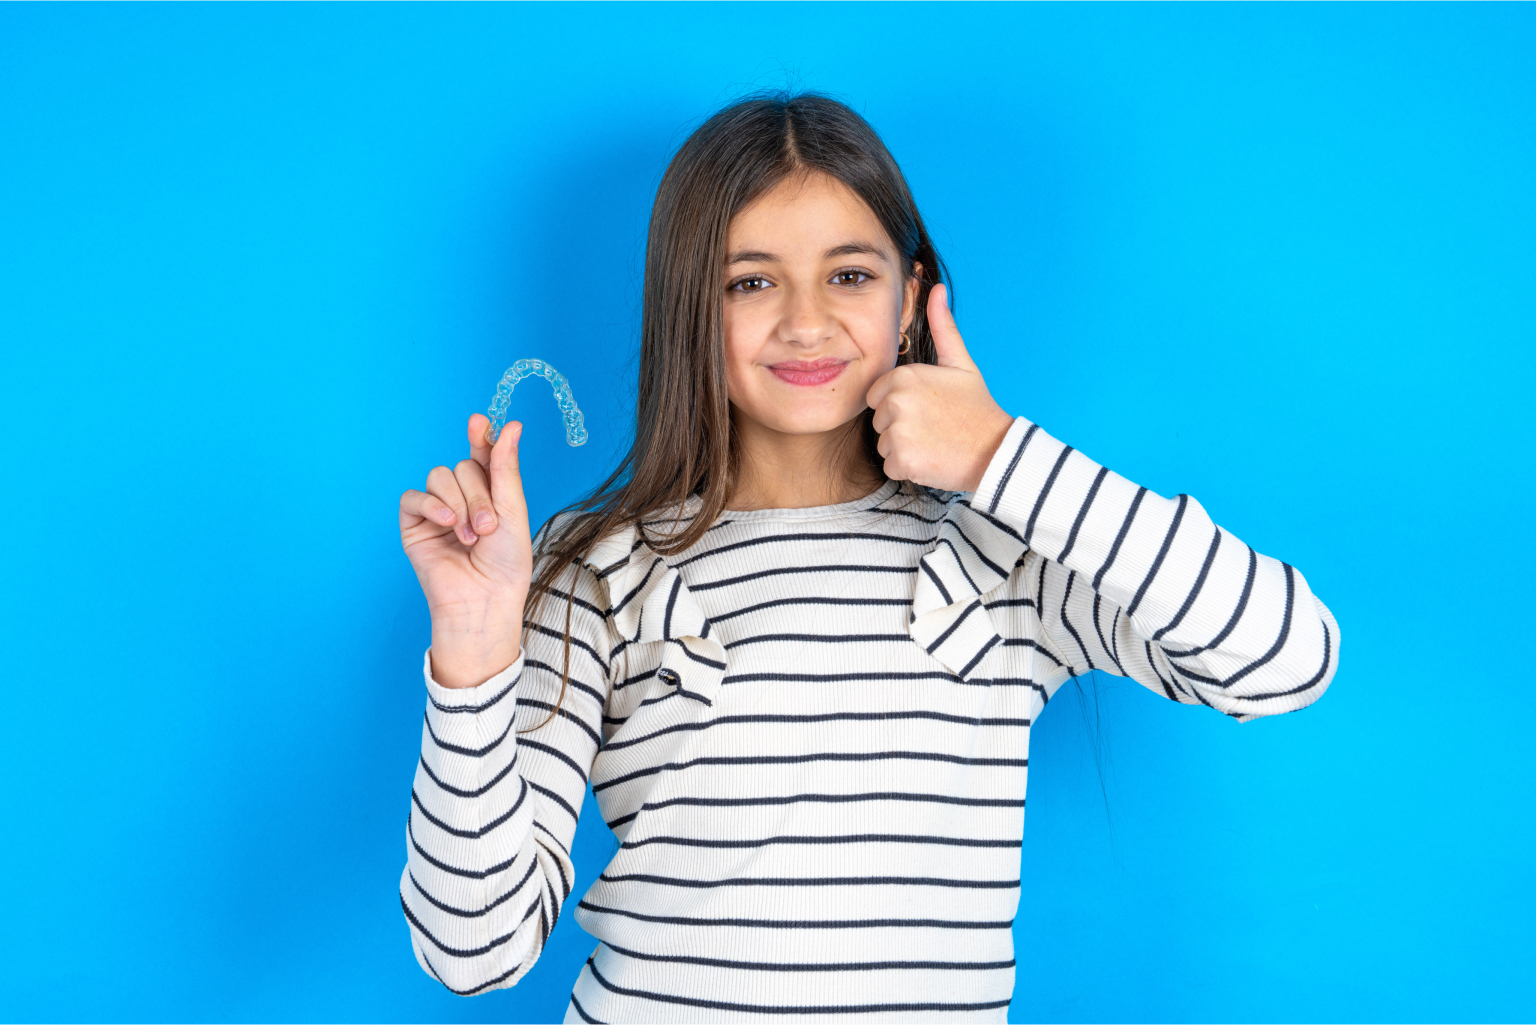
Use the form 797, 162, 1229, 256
831, 269, 871, 286
730, 275, 772, 293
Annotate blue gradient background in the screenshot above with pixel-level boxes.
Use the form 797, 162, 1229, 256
1, 4, 1532, 1022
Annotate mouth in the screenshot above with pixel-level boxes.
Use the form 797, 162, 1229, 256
767, 358, 849, 387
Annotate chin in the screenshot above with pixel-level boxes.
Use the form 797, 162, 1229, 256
766, 404, 867, 436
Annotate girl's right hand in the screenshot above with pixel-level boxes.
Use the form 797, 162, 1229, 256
399, 414, 533, 689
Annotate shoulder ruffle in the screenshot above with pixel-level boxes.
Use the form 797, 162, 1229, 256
583, 524, 726, 707
909, 499, 1030, 680
580, 524, 726, 840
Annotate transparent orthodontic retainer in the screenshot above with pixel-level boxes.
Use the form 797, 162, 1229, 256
485, 358, 588, 446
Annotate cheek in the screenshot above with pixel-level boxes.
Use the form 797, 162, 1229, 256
845, 299, 902, 370
720, 301, 766, 405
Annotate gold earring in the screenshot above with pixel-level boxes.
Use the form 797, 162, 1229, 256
897, 330, 911, 356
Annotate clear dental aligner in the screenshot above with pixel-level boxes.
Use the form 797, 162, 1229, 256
486, 358, 588, 446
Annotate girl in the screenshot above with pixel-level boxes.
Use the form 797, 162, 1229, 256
397, 94, 1338, 1024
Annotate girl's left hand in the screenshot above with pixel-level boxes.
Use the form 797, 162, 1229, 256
866, 284, 1016, 493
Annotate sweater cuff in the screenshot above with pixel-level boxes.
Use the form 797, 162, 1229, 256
422, 649, 525, 711
972, 416, 1120, 565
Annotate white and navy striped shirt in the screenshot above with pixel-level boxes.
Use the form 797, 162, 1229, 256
401, 417, 1339, 1023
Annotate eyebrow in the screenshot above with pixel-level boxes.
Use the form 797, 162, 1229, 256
823, 241, 888, 261
726, 240, 891, 265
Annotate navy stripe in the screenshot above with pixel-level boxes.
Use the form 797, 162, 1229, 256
411, 778, 527, 840
416, 750, 518, 800
723, 670, 961, 685
583, 956, 1012, 1014
947, 519, 1010, 578
631, 791, 1026, 815
711, 595, 911, 624
1023, 445, 1074, 542
690, 564, 917, 592
568, 993, 603, 1023
602, 709, 1030, 753
422, 710, 513, 759
958, 633, 1002, 678
408, 860, 538, 920
1163, 545, 1258, 658
925, 599, 982, 653
598, 873, 1021, 891
593, 751, 1027, 794
672, 531, 929, 569
401, 892, 539, 959
408, 817, 519, 880
987, 421, 1038, 514
619, 833, 1023, 851
1057, 571, 1095, 672
609, 556, 665, 617
918, 557, 954, 606
601, 938, 1017, 972
519, 737, 589, 784
520, 658, 605, 707
1092, 486, 1148, 591
1236, 611, 1332, 702
1057, 464, 1110, 563
1153, 525, 1222, 641
426, 673, 517, 716
516, 697, 603, 748
1126, 494, 1189, 617
527, 779, 578, 824
724, 632, 911, 650
577, 903, 1015, 930
935, 536, 985, 595
524, 621, 607, 672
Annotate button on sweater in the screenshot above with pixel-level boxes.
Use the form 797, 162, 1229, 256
400, 417, 1339, 1023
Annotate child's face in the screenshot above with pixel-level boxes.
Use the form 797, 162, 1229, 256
722, 171, 919, 441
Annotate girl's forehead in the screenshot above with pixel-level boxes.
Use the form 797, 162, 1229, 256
728, 173, 891, 256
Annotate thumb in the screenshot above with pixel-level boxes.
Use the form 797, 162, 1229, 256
926, 284, 974, 370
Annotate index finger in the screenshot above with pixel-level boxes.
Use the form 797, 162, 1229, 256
865, 366, 902, 413
468, 413, 494, 469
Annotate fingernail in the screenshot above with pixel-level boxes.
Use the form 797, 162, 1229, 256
462, 528, 478, 543
439, 509, 455, 523
475, 513, 495, 532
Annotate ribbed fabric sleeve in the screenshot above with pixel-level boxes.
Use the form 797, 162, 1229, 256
972, 417, 1339, 719
400, 562, 613, 996
400, 419, 1340, 1022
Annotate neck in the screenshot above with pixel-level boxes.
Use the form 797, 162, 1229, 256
726, 410, 884, 511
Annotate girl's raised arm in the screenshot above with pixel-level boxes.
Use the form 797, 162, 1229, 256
871, 285, 1337, 718
398, 417, 612, 993
977, 419, 1338, 719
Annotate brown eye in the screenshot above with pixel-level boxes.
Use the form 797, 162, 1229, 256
832, 270, 870, 286
732, 276, 770, 293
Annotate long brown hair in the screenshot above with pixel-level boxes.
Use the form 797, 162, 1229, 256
523, 92, 951, 725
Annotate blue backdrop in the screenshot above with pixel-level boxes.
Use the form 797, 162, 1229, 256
2, 4, 1532, 1022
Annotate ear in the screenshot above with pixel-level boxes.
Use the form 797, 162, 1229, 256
900, 261, 924, 334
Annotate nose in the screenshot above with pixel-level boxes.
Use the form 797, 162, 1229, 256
777, 281, 835, 348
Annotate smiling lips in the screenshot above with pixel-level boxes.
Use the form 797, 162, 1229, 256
768, 358, 848, 387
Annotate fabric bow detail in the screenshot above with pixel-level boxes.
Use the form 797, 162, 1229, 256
583, 526, 726, 840
586, 530, 724, 693
909, 499, 1030, 681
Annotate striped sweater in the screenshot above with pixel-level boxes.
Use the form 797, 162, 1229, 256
400, 417, 1339, 1023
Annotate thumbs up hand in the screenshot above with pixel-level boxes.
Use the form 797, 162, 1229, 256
865, 284, 1015, 493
